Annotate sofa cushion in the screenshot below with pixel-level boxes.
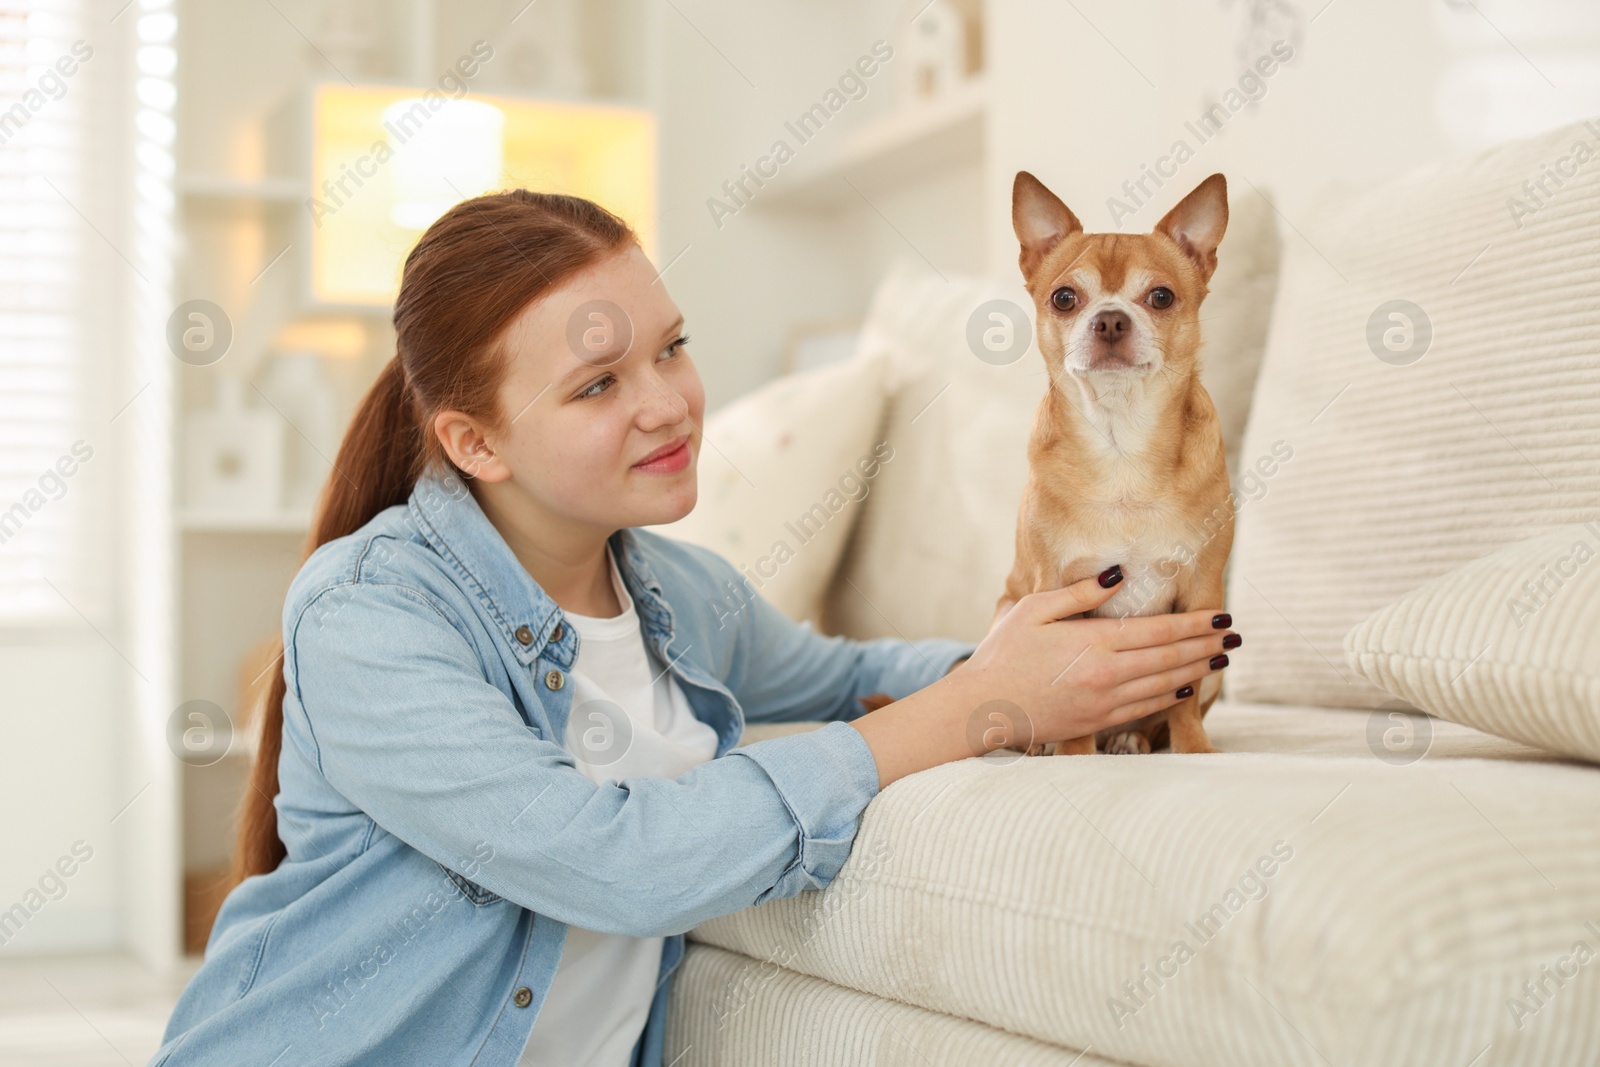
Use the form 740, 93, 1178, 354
819, 189, 1282, 644
708, 701, 1599, 1067
666, 942, 1119, 1066
817, 260, 1041, 643
1346, 521, 1600, 763
1225, 116, 1600, 709
645, 348, 891, 626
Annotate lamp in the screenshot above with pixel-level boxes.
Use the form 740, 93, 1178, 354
305, 83, 657, 308
382, 96, 504, 231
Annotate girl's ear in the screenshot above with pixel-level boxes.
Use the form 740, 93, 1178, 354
432, 409, 513, 482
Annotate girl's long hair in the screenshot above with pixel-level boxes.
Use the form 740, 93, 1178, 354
231, 190, 639, 883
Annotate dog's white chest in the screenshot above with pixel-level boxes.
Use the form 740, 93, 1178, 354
1053, 516, 1196, 619
1092, 543, 1189, 618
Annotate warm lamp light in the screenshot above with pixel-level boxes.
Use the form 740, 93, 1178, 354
271, 317, 368, 358
382, 97, 504, 231
306, 83, 657, 308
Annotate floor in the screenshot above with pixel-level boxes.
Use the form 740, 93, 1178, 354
0, 954, 199, 1066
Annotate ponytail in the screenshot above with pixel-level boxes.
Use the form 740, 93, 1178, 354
232, 357, 421, 882
230, 189, 639, 884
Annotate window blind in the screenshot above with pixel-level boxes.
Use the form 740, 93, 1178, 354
0, 0, 140, 625
0, 0, 92, 622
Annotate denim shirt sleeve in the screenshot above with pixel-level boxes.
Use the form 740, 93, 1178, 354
721, 566, 979, 727
286, 577, 888, 940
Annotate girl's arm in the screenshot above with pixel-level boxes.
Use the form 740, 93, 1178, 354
708, 554, 979, 726
285, 578, 888, 940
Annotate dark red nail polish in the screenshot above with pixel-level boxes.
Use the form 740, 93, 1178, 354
1212, 613, 1231, 629
1175, 685, 1194, 699
1210, 654, 1229, 670
1222, 633, 1242, 650
1098, 565, 1123, 588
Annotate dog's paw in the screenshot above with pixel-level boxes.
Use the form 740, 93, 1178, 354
1023, 742, 1052, 757
1104, 731, 1152, 755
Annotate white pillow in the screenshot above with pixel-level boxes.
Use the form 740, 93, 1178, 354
818, 259, 1044, 644
644, 349, 891, 626
1225, 116, 1600, 709
1196, 184, 1282, 480
1346, 522, 1600, 763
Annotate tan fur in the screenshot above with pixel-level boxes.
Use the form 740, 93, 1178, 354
998, 171, 1235, 756
856, 174, 1235, 755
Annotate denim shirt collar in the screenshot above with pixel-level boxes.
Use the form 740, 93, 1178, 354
405, 464, 679, 669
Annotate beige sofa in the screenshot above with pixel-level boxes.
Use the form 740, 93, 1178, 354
650, 117, 1600, 1066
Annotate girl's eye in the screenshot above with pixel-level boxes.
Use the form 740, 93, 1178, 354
576, 334, 691, 400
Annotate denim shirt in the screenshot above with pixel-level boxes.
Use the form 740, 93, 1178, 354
151, 464, 976, 1067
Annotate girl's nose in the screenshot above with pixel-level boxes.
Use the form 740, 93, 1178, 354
639, 376, 689, 426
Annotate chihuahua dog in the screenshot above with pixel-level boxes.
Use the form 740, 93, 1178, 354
1000, 170, 1234, 755
859, 172, 1234, 756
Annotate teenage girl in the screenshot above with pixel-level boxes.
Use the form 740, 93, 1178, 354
150, 190, 1235, 1067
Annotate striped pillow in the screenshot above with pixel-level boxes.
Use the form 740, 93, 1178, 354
1224, 116, 1600, 709
1346, 522, 1600, 762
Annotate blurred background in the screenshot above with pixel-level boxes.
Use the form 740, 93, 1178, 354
1, 0, 1597, 1060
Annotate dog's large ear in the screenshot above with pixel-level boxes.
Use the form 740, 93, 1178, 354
1013, 171, 1082, 282
1154, 173, 1228, 284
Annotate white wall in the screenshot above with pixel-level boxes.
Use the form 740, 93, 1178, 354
0, 647, 124, 955
984, 0, 1600, 274
646, 1, 974, 409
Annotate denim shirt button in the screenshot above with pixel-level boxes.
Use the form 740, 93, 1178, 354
513, 986, 533, 1008
550, 622, 563, 643
544, 669, 565, 691
514, 625, 534, 646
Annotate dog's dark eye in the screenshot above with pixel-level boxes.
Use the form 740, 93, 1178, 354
1051, 287, 1077, 312
1148, 287, 1174, 309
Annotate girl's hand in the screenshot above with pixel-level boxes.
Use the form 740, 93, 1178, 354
952, 571, 1236, 750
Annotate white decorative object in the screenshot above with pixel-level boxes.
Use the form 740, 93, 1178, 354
184, 374, 284, 517
896, 0, 967, 105
257, 350, 340, 511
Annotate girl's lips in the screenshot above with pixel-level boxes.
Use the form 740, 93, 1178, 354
633, 437, 690, 473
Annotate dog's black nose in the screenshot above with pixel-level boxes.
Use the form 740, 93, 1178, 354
1090, 309, 1131, 343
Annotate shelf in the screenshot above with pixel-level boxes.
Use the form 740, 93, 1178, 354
755, 74, 988, 210
177, 173, 303, 202
180, 508, 312, 533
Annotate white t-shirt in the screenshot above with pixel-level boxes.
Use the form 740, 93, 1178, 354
518, 543, 720, 1067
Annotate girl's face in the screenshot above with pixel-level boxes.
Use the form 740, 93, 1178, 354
458, 244, 705, 534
